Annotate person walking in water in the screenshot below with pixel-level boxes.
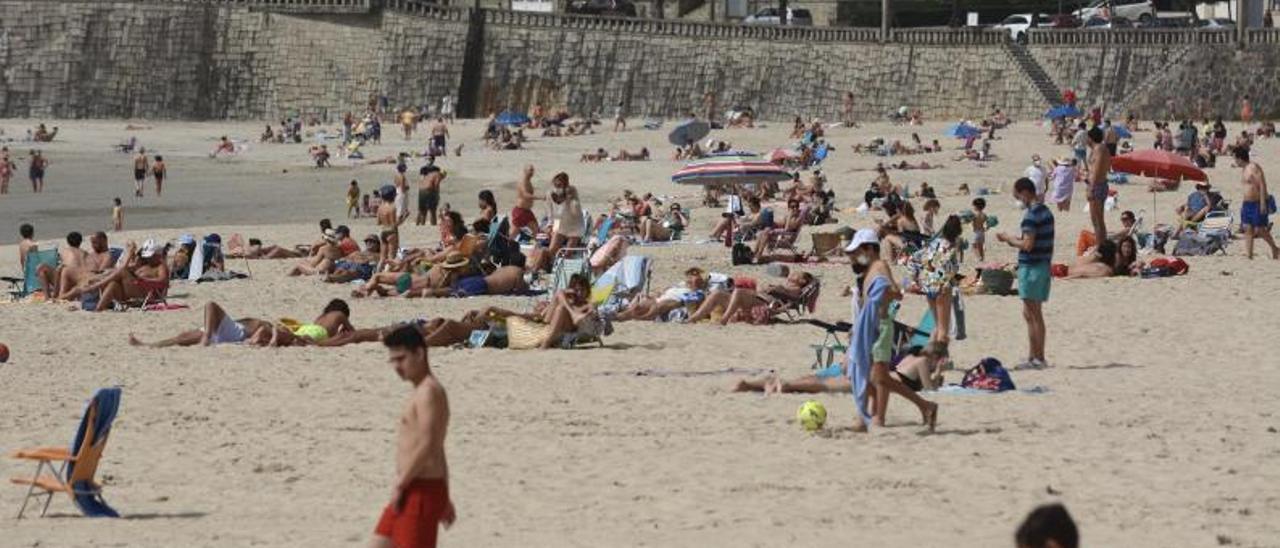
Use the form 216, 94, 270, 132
132, 148, 149, 198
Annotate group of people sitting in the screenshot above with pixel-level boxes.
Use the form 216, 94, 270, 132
579, 148, 650, 162
851, 134, 944, 157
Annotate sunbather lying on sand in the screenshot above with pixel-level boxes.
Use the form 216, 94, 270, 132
1065, 239, 1117, 279
128, 301, 278, 347
352, 251, 471, 298
580, 148, 608, 162
401, 265, 527, 299
612, 148, 649, 161
732, 353, 941, 394
129, 299, 353, 347
226, 234, 305, 259
324, 237, 381, 283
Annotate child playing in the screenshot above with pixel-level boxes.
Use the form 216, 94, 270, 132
346, 180, 360, 218
361, 193, 372, 216
922, 198, 941, 235
112, 197, 124, 232
971, 197, 988, 262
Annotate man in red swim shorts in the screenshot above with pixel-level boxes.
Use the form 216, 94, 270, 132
371, 326, 455, 547
509, 164, 543, 238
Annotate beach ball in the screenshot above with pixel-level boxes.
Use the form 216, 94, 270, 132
796, 400, 827, 432
0, 343, 9, 363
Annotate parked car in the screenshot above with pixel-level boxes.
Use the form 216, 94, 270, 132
1194, 17, 1235, 28
1082, 15, 1134, 28
566, 0, 637, 17
742, 7, 814, 26
1138, 15, 1194, 27
994, 13, 1054, 42
1074, 0, 1156, 25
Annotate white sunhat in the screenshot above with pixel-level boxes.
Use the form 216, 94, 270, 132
139, 239, 159, 258
844, 228, 879, 253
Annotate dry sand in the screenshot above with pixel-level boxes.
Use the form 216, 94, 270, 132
1, 117, 1278, 547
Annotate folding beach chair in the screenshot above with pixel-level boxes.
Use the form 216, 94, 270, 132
3, 249, 60, 300
776, 277, 821, 322
549, 248, 591, 295
11, 387, 122, 519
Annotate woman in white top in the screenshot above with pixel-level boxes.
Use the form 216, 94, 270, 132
547, 172, 584, 261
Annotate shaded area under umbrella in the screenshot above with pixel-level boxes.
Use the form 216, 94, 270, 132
495, 110, 531, 127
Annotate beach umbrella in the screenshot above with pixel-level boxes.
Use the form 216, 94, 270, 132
495, 110, 531, 127
1111, 124, 1133, 139
945, 123, 982, 139
1045, 105, 1083, 119
769, 147, 800, 164
671, 153, 792, 187
1111, 149, 1207, 182
668, 119, 711, 146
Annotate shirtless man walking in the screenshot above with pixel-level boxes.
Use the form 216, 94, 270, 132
370, 326, 455, 548
1235, 147, 1279, 260
416, 165, 445, 226
510, 164, 543, 239
29, 150, 48, 193
429, 118, 449, 157
1085, 126, 1111, 244
132, 148, 149, 198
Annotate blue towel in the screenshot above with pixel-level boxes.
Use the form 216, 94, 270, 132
68, 387, 122, 518
848, 276, 891, 429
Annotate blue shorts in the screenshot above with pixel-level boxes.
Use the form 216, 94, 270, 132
1017, 262, 1051, 303
452, 275, 488, 297
335, 260, 374, 280
815, 363, 843, 379
1241, 200, 1270, 228
1089, 181, 1109, 202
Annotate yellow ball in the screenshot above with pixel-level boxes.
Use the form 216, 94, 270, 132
796, 400, 827, 432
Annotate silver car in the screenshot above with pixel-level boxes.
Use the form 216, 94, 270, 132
742, 7, 814, 26
1074, 0, 1156, 25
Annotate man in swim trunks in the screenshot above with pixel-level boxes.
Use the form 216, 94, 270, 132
28, 149, 48, 193
326, 235, 381, 283
404, 265, 527, 299
510, 164, 543, 239
416, 165, 445, 226
132, 148, 149, 198
127, 301, 274, 347
429, 117, 449, 157
152, 154, 167, 196
33, 231, 90, 297
377, 186, 403, 270
370, 326, 455, 548
1235, 146, 1279, 260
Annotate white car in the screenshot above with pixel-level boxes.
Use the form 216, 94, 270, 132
994, 13, 1053, 42
1074, 0, 1156, 25
742, 7, 814, 26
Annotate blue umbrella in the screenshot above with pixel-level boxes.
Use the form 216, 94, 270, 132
945, 123, 982, 139
495, 110, 531, 127
1111, 124, 1133, 139
1045, 105, 1083, 119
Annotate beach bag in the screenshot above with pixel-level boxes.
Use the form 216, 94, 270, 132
961, 358, 1016, 392
1148, 257, 1189, 275
731, 242, 754, 265
980, 269, 1015, 296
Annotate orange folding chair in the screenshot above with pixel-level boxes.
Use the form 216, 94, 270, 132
11, 387, 122, 518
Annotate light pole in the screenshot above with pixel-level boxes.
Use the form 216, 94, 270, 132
881, 0, 891, 41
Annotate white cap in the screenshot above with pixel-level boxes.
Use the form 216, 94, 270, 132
844, 228, 879, 252
139, 239, 159, 258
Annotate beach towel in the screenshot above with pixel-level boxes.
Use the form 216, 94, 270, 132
69, 387, 122, 517
848, 276, 892, 429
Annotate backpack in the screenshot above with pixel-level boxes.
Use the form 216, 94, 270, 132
961, 358, 1016, 392
731, 242, 754, 265
1147, 257, 1189, 275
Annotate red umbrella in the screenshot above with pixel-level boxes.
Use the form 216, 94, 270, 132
1111, 149, 1208, 182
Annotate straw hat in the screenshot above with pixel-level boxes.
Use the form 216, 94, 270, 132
440, 251, 469, 270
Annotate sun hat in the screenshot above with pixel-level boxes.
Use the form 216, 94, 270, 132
177, 234, 195, 245
440, 251, 470, 270
844, 228, 880, 252
322, 229, 339, 244
139, 239, 159, 258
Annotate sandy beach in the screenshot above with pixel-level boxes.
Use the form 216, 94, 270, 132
1, 117, 1279, 547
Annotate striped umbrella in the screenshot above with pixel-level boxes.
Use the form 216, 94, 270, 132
671, 152, 793, 186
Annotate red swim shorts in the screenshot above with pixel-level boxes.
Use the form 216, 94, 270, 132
374, 479, 448, 548
510, 206, 536, 230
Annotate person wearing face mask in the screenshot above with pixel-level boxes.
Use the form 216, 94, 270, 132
845, 229, 938, 433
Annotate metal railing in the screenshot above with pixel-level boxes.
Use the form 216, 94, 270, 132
1027, 28, 1237, 46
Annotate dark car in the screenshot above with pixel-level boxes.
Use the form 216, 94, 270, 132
1139, 15, 1195, 28
566, 0, 637, 16
1082, 15, 1134, 28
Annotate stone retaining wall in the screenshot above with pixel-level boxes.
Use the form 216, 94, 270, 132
1, 1, 1277, 122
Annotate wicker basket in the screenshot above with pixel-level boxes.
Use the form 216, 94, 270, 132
506, 316, 551, 350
